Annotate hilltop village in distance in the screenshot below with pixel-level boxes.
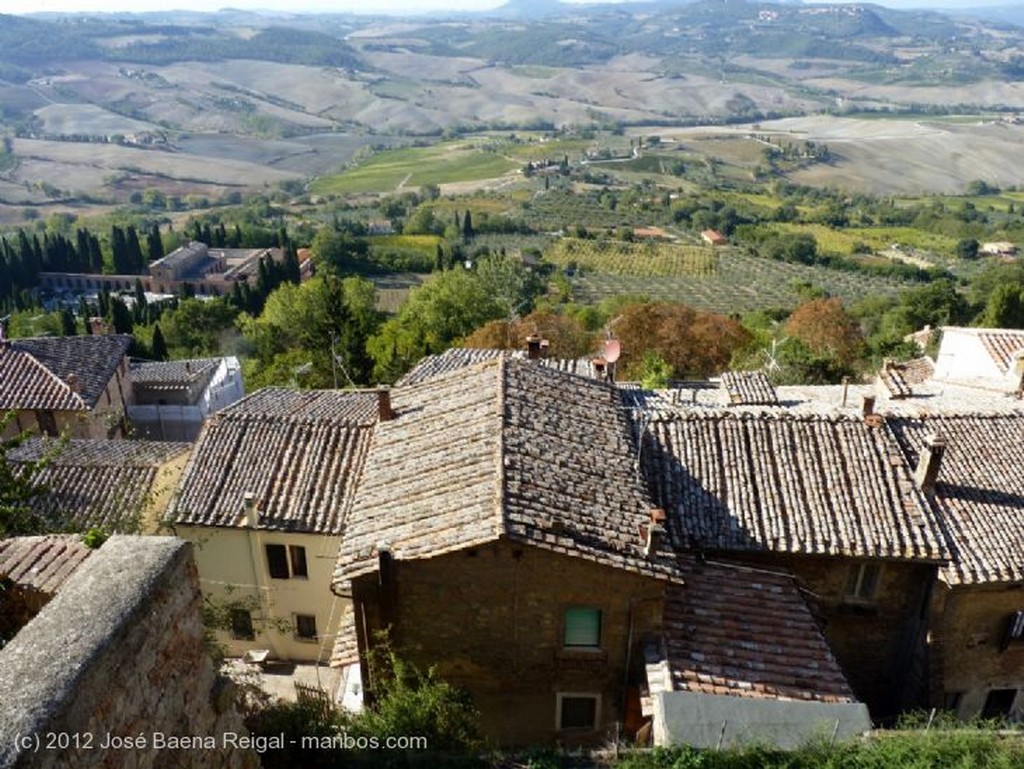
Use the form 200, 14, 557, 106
3, 1, 1024, 768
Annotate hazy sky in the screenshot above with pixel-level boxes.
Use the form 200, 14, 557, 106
1, 0, 1015, 16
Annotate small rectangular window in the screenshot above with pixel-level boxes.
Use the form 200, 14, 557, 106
564, 607, 602, 648
557, 694, 599, 730
266, 544, 289, 579
845, 562, 881, 602
295, 614, 318, 641
289, 545, 308, 578
230, 608, 255, 641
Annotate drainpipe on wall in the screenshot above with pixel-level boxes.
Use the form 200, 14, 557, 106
244, 492, 282, 658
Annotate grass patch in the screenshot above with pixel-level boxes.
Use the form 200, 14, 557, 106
369, 234, 442, 254
615, 728, 1024, 768
311, 142, 518, 196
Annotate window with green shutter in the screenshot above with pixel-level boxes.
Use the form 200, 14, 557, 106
564, 607, 602, 648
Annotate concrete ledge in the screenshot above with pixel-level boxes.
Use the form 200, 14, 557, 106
0, 536, 190, 768
654, 690, 873, 750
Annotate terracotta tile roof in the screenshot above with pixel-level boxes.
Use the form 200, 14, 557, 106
887, 413, 1024, 586
129, 357, 220, 392
222, 387, 379, 423
330, 605, 360, 668
878, 362, 913, 399
0, 535, 93, 595
652, 559, 856, 703
978, 330, 1024, 373
0, 335, 132, 411
334, 357, 676, 586
396, 348, 597, 386
168, 389, 376, 533
899, 357, 935, 386
720, 371, 778, 406
639, 411, 947, 562
8, 439, 190, 532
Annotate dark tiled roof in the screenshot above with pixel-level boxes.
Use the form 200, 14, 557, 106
129, 358, 220, 391
0, 335, 132, 410
330, 606, 360, 668
222, 387, 379, 423
396, 348, 597, 387
978, 330, 1024, 373
334, 357, 675, 586
0, 535, 93, 595
721, 371, 778, 406
640, 411, 947, 562
8, 439, 190, 532
888, 413, 1024, 586
168, 389, 375, 533
655, 559, 856, 703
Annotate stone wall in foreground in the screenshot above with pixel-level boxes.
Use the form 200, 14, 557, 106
0, 536, 260, 769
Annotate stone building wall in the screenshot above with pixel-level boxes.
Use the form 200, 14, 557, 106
352, 539, 666, 747
0, 536, 259, 769
930, 583, 1024, 719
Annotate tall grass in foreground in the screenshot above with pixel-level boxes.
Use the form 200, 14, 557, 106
615, 728, 1024, 769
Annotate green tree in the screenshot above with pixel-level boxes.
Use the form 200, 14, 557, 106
309, 228, 369, 274
151, 323, 169, 361
367, 269, 504, 382
59, 307, 76, 336
161, 298, 239, 357
981, 283, 1024, 328
241, 275, 381, 388
0, 413, 51, 537
956, 238, 979, 260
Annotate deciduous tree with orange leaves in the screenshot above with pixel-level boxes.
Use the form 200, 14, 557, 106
612, 301, 751, 380
781, 297, 865, 382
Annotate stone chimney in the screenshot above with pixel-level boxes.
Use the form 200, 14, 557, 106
526, 335, 542, 360
592, 357, 607, 381
378, 387, 395, 422
914, 434, 947, 494
539, 338, 550, 359
66, 373, 80, 393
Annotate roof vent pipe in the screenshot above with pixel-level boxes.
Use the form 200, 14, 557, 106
915, 434, 947, 494
243, 491, 259, 528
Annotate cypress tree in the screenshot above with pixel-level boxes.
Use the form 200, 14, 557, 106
151, 324, 168, 361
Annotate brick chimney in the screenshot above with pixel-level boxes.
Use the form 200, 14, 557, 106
862, 395, 876, 418
378, 387, 394, 422
915, 434, 947, 494
526, 335, 542, 360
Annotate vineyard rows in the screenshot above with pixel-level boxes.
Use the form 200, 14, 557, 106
546, 238, 720, 277
568, 249, 912, 314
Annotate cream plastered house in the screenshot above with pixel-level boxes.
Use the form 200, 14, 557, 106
165, 387, 379, 663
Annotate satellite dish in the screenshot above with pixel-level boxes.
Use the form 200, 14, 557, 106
603, 339, 621, 363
